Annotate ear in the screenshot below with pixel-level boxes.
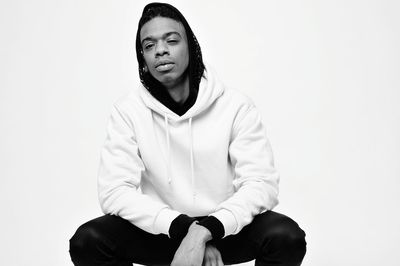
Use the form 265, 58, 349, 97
143, 64, 148, 72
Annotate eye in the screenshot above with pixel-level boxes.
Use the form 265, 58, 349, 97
167, 39, 178, 44
143, 43, 154, 50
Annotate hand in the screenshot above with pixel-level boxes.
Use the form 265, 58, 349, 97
171, 222, 212, 266
202, 244, 224, 266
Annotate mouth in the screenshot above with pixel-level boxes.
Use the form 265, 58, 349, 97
155, 60, 174, 72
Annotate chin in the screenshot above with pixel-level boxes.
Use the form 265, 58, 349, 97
156, 74, 178, 86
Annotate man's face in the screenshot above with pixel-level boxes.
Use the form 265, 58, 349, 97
140, 16, 189, 89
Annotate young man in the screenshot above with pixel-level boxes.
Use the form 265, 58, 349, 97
69, 3, 306, 266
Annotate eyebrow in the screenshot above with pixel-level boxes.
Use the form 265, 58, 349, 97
141, 31, 182, 46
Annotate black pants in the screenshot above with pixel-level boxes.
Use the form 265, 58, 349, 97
69, 211, 306, 266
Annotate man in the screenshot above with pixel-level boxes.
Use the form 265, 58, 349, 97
69, 3, 306, 266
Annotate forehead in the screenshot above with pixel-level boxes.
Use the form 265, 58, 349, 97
140, 16, 186, 41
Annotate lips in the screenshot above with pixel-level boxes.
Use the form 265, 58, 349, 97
155, 60, 174, 72
155, 60, 174, 68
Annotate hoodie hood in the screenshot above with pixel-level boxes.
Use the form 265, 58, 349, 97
139, 63, 224, 121
136, 2, 205, 107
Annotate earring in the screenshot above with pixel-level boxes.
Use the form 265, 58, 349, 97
143, 65, 148, 72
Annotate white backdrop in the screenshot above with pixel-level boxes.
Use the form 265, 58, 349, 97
1, 0, 399, 265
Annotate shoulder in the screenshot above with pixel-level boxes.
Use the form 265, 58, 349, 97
204, 62, 255, 109
220, 86, 256, 115
217, 87, 263, 131
227, 87, 254, 105
107, 86, 148, 130
113, 86, 145, 112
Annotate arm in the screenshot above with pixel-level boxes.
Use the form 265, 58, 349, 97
97, 104, 181, 235
171, 223, 224, 266
172, 103, 278, 265
203, 244, 224, 266
171, 222, 212, 266
208, 103, 280, 237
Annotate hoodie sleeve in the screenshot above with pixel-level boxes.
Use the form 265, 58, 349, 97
209, 103, 280, 237
97, 104, 181, 235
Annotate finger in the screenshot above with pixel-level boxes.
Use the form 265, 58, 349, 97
203, 257, 211, 266
216, 253, 224, 266
210, 257, 217, 266
210, 248, 219, 266
207, 254, 217, 266
212, 247, 224, 266
203, 248, 211, 266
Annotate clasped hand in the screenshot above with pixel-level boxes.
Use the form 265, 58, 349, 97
171, 222, 224, 266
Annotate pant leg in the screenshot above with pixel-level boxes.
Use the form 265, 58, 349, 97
69, 214, 179, 266
215, 211, 306, 266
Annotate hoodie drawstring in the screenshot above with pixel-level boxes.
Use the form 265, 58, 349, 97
164, 115, 172, 184
163, 114, 196, 201
188, 117, 196, 200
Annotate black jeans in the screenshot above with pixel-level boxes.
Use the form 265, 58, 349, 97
69, 211, 306, 266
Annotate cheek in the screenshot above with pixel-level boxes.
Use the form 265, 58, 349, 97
142, 55, 152, 66
178, 48, 189, 68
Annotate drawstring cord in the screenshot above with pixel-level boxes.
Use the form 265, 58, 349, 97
164, 115, 172, 184
188, 117, 196, 201
164, 114, 196, 202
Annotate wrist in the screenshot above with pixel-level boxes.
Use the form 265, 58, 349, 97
169, 214, 197, 241
188, 221, 212, 242
197, 216, 225, 240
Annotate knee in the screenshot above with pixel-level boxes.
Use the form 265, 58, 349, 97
270, 219, 306, 253
69, 222, 105, 265
260, 213, 307, 263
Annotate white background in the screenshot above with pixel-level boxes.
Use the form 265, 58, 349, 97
1, 0, 399, 265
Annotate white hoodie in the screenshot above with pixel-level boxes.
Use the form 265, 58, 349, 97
97, 63, 279, 238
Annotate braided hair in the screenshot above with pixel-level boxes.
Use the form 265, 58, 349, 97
135, 2, 205, 97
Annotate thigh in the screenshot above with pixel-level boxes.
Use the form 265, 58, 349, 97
214, 211, 305, 265
71, 214, 179, 265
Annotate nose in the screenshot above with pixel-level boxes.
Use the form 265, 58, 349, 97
155, 41, 169, 57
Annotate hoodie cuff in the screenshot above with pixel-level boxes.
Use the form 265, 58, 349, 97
197, 216, 225, 240
210, 209, 238, 237
153, 208, 181, 236
169, 214, 197, 242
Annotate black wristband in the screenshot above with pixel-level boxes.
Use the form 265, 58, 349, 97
169, 214, 197, 241
197, 216, 225, 240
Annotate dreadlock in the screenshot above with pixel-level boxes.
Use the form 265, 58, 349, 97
135, 2, 205, 98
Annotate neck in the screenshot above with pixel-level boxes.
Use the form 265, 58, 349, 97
165, 74, 190, 105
